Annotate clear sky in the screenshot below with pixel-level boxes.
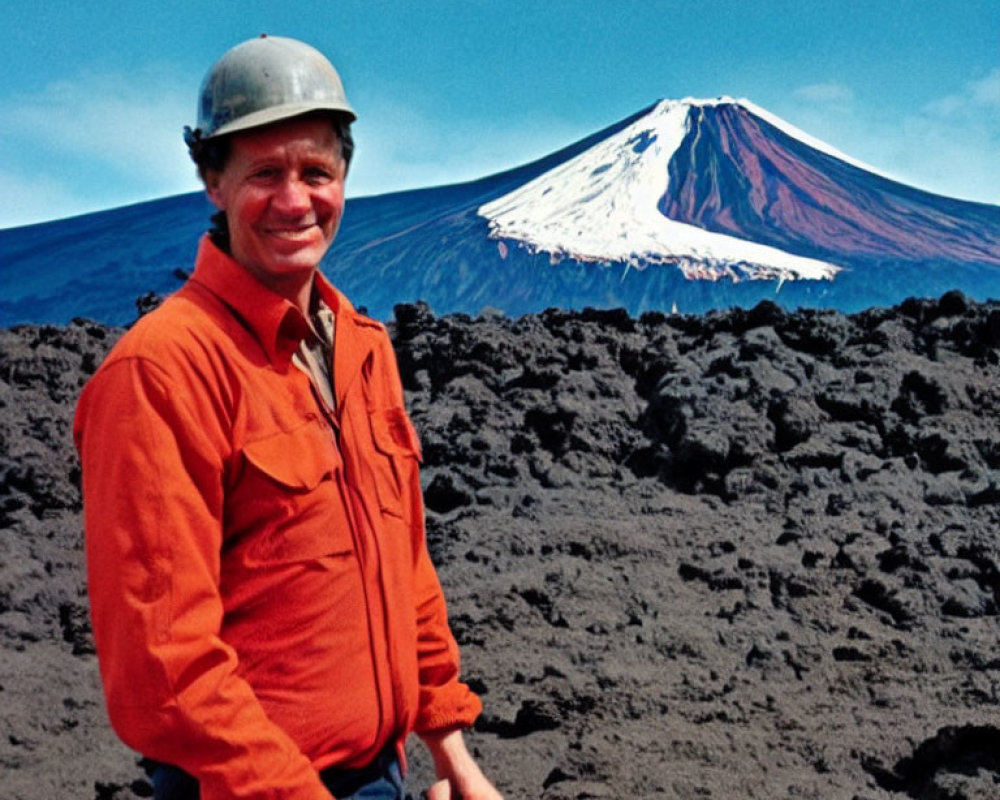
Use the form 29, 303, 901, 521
2, 0, 998, 229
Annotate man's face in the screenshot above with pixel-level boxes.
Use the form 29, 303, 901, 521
204, 116, 346, 292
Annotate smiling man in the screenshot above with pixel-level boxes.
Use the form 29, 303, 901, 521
74, 35, 501, 800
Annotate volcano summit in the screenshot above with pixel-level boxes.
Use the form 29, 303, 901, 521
479, 98, 843, 283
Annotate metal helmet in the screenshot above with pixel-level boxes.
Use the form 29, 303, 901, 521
184, 34, 356, 149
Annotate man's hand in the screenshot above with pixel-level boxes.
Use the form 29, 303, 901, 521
427, 779, 451, 800
420, 728, 503, 800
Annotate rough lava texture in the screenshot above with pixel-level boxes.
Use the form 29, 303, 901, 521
2, 292, 999, 799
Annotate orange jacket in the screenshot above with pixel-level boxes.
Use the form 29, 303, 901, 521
74, 236, 481, 800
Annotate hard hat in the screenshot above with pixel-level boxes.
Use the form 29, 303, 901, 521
184, 34, 356, 148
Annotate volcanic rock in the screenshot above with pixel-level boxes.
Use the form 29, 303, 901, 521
1, 293, 999, 799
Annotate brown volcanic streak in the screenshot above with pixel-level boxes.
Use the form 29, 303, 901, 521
665, 104, 1000, 264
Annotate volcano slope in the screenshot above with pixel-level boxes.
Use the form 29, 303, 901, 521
1, 292, 999, 800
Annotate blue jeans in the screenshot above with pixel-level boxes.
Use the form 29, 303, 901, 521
152, 750, 405, 800
326, 758, 404, 800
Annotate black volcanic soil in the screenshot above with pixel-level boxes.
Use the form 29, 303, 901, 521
2, 292, 1000, 800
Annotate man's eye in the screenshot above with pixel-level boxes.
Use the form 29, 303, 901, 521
252, 167, 279, 180
304, 168, 333, 183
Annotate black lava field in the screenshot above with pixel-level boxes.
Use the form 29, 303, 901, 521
2, 292, 999, 799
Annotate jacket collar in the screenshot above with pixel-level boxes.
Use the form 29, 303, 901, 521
313, 269, 387, 411
189, 235, 381, 400
189, 235, 310, 365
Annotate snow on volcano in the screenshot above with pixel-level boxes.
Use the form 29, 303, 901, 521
478, 98, 841, 283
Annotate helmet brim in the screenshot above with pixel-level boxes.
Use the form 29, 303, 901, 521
210, 101, 357, 140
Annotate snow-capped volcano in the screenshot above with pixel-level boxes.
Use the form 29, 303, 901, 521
478, 96, 998, 285
1, 97, 998, 325
479, 98, 840, 283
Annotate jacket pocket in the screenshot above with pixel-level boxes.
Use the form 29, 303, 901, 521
242, 422, 337, 491
235, 421, 352, 564
368, 406, 422, 518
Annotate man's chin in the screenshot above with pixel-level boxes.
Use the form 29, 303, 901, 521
269, 253, 326, 275
264, 240, 329, 267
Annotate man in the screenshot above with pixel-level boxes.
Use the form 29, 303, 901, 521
74, 35, 502, 800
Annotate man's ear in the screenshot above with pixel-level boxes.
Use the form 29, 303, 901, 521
203, 169, 226, 210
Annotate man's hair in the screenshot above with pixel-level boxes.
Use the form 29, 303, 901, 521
188, 113, 354, 251
188, 112, 355, 179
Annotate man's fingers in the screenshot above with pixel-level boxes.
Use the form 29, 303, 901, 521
427, 778, 451, 800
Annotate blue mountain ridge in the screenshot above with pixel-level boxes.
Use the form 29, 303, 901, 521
1, 101, 997, 326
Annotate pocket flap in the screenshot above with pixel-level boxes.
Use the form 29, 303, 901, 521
242, 422, 339, 491
370, 407, 422, 462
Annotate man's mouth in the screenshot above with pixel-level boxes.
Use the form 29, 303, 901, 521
265, 222, 318, 240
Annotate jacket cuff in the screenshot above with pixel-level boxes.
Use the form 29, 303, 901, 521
414, 683, 483, 734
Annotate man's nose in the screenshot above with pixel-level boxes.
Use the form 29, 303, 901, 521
272, 177, 311, 215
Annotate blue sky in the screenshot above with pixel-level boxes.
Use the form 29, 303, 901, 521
2, 0, 998, 229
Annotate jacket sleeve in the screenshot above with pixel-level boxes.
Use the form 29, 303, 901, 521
372, 336, 483, 733
74, 354, 331, 800
411, 512, 484, 733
